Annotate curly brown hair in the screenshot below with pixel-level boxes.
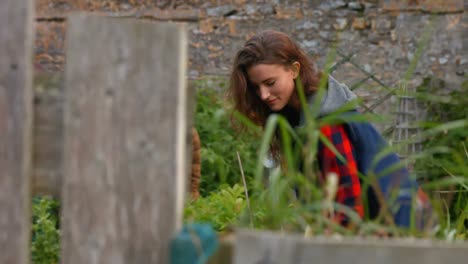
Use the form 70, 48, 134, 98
227, 30, 322, 157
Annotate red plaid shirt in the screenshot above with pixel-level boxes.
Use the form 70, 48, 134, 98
319, 125, 364, 223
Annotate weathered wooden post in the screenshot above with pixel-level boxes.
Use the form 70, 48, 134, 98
0, 0, 34, 263
61, 14, 189, 263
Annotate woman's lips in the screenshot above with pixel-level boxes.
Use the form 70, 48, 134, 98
267, 98, 277, 104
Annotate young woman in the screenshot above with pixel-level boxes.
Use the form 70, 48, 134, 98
227, 30, 431, 228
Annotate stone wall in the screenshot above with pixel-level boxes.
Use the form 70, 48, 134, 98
35, 0, 466, 129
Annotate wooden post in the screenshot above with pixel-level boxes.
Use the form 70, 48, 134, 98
234, 230, 468, 264
61, 14, 189, 263
0, 0, 34, 263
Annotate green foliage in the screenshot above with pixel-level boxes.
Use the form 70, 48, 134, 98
207, 72, 468, 239
415, 78, 468, 236
184, 184, 247, 231
31, 196, 60, 264
416, 79, 468, 180
194, 82, 260, 196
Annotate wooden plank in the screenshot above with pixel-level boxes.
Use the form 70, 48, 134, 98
32, 72, 64, 197
31, 72, 194, 197
234, 230, 468, 264
0, 0, 34, 263
208, 235, 234, 264
61, 14, 189, 264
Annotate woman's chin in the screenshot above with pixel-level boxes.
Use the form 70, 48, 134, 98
266, 101, 282, 111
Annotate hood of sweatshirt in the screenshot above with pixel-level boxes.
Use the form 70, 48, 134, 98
299, 75, 358, 125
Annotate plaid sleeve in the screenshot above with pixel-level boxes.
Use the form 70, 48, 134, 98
319, 125, 364, 222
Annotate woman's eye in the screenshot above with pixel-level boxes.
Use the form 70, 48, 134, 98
266, 81, 275, 86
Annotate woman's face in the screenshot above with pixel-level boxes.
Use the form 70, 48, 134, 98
247, 63, 298, 112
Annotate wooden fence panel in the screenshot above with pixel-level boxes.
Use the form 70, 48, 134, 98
61, 14, 189, 264
0, 0, 34, 263
234, 230, 468, 264
32, 71, 197, 197
33, 72, 64, 197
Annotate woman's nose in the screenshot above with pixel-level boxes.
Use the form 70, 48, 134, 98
258, 85, 270, 101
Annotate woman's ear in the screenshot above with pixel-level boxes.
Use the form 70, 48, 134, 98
291, 61, 300, 79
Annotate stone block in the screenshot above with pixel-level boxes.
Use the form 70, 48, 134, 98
275, 8, 303, 19
334, 18, 348, 30
206, 5, 237, 17
198, 18, 216, 34
382, 0, 464, 13
352, 17, 369, 30
224, 19, 237, 35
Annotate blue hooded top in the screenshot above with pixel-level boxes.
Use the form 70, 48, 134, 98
300, 75, 423, 228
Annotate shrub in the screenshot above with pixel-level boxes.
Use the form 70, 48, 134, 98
31, 196, 60, 264
184, 184, 247, 232
416, 78, 468, 236
194, 81, 260, 196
